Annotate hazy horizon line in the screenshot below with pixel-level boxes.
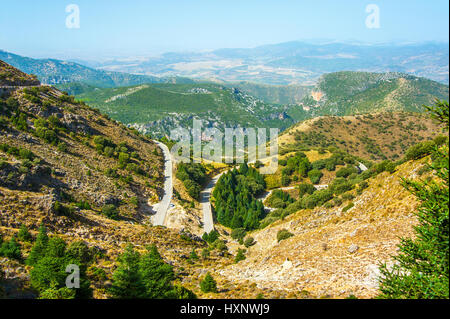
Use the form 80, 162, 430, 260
2, 38, 449, 63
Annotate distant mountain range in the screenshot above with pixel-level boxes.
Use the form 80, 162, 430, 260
0, 50, 193, 87
1, 44, 448, 138
2, 41, 447, 88
89, 41, 449, 85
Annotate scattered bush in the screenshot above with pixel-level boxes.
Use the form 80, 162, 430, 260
200, 273, 218, 293
18, 225, 32, 242
342, 202, 354, 212
230, 228, 246, 241
308, 169, 323, 184
277, 229, 294, 243
298, 183, 316, 197
235, 249, 246, 263
243, 237, 255, 248
101, 204, 120, 220
405, 141, 435, 160
202, 230, 219, 244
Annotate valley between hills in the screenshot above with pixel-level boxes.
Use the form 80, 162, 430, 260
0, 57, 448, 299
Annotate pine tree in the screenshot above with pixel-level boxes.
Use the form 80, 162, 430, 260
27, 230, 92, 299
0, 236, 22, 261
171, 285, 197, 299
235, 249, 246, 263
378, 100, 449, 299
139, 244, 175, 298
239, 162, 248, 175
109, 244, 145, 298
27, 224, 48, 266
200, 272, 218, 293
17, 224, 32, 242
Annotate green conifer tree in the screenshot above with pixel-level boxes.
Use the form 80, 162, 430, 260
200, 272, 218, 293
109, 244, 145, 298
378, 100, 449, 299
26, 224, 48, 266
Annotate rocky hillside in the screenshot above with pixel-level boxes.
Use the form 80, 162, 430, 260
0, 61, 283, 299
293, 72, 449, 117
0, 60, 40, 87
67, 83, 295, 137
279, 112, 444, 161
0, 61, 184, 297
219, 156, 430, 298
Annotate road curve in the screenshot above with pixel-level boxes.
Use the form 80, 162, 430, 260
200, 171, 226, 233
201, 171, 296, 232
200, 167, 331, 232
152, 141, 173, 226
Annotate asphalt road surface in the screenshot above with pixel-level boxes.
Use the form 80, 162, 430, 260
152, 141, 173, 226
200, 171, 226, 233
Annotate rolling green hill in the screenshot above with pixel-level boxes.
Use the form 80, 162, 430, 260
298, 72, 449, 117
62, 71, 448, 138
70, 83, 295, 136
227, 81, 313, 104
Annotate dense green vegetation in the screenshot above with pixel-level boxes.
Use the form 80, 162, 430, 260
26, 225, 93, 299
279, 149, 361, 186
71, 82, 295, 137
311, 72, 449, 115
212, 163, 266, 230
50, 71, 449, 141
265, 189, 294, 209
260, 148, 418, 228
109, 244, 196, 299
176, 162, 207, 200
378, 100, 449, 299
200, 272, 218, 293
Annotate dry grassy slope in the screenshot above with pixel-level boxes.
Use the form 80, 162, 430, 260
264, 150, 334, 189
278, 112, 443, 161
218, 157, 428, 299
0, 62, 204, 297
0, 60, 40, 87
1, 87, 165, 220
0, 62, 285, 299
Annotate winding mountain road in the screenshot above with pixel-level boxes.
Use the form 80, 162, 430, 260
152, 141, 173, 226
200, 171, 227, 233
200, 168, 330, 233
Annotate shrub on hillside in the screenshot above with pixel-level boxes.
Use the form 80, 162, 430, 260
235, 249, 246, 263
244, 237, 255, 248
308, 169, 323, 184
277, 229, 294, 243
202, 230, 219, 244
0, 236, 22, 261
230, 228, 246, 241
200, 273, 218, 293
379, 100, 449, 299
405, 141, 436, 160
101, 204, 120, 220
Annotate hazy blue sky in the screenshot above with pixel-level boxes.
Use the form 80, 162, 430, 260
0, 0, 448, 59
